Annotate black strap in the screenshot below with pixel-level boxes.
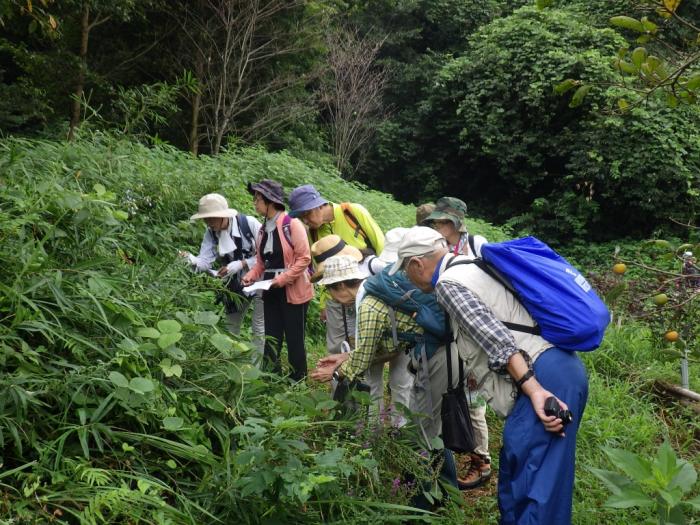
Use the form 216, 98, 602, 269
342, 305, 350, 344
444, 315, 465, 391
444, 255, 542, 337
467, 233, 476, 257
342, 205, 376, 255
315, 239, 347, 263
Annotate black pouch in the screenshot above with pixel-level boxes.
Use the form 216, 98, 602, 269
440, 323, 476, 454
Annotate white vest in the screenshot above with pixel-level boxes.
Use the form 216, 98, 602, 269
438, 254, 553, 417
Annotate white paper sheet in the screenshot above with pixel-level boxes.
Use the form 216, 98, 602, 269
242, 279, 274, 295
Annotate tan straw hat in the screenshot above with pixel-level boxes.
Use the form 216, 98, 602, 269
311, 235, 362, 283
317, 255, 366, 286
190, 193, 237, 220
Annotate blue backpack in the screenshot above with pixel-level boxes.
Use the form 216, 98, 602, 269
362, 267, 448, 359
448, 236, 610, 352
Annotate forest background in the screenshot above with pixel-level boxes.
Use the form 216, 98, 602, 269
1, 0, 699, 523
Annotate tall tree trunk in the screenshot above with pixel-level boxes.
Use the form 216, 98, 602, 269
67, 4, 90, 141
189, 57, 204, 156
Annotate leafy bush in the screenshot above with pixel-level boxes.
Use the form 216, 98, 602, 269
0, 135, 451, 522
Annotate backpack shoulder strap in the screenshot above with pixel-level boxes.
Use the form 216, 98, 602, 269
236, 214, 254, 244
281, 214, 294, 249
341, 203, 376, 254
467, 233, 476, 257
386, 306, 399, 348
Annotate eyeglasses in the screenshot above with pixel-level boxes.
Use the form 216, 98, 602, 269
253, 194, 263, 202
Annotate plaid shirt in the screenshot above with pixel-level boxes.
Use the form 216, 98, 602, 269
435, 279, 518, 373
339, 295, 418, 381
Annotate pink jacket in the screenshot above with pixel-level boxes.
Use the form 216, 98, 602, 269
244, 212, 313, 305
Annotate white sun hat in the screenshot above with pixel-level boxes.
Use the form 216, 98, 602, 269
190, 193, 237, 220
378, 227, 410, 264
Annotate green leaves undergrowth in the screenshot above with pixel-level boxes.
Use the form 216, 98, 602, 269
592, 442, 700, 524
0, 135, 435, 523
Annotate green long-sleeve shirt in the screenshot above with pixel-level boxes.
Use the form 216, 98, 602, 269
312, 202, 385, 309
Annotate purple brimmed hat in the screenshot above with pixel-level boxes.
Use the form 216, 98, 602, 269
288, 184, 328, 218
247, 179, 285, 206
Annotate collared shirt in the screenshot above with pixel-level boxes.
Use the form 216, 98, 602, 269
189, 214, 261, 272
339, 295, 419, 381
434, 279, 518, 373
313, 202, 386, 309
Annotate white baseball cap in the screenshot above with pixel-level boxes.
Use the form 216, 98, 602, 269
388, 226, 447, 275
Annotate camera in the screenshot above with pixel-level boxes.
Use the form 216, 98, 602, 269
544, 396, 573, 426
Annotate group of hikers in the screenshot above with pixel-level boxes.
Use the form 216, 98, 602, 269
179, 181, 589, 525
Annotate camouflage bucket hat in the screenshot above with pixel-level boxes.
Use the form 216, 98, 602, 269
423, 196, 468, 232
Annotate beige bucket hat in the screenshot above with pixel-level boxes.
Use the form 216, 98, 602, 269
317, 255, 366, 286
190, 193, 238, 220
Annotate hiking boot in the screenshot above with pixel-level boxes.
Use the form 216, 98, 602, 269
458, 454, 492, 490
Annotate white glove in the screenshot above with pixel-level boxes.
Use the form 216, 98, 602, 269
226, 260, 244, 274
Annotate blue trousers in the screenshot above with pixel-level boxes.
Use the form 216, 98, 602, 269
498, 348, 588, 525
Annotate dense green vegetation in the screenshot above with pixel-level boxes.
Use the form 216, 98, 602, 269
1, 0, 698, 241
1, 136, 698, 523
1, 0, 699, 522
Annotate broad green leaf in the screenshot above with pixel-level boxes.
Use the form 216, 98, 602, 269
604, 447, 653, 482
165, 347, 187, 361
617, 99, 629, 111
93, 183, 106, 196
554, 79, 577, 95
210, 333, 233, 353
656, 441, 679, 481
657, 487, 684, 510
160, 358, 183, 378
535, 0, 553, 9
242, 365, 261, 381
640, 17, 657, 34
112, 210, 129, 221
174, 311, 192, 325
166, 459, 177, 469
162, 416, 184, 431
610, 16, 645, 33
137, 327, 160, 339
605, 486, 655, 509
615, 60, 638, 75
590, 468, 632, 496
569, 84, 591, 108
631, 47, 647, 69
117, 338, 139, 351
646, 56, 663, 72
129, 377, 155, 394
157, 320, 181, 334
686, 73, 700, 91
158, 332, 182, 349
315, 448, 345, 468
194, 311, 220, 326
137, 479, 152, 494
315, 399, 337, 411
669, 462, 697, 493
108, 371, 129, 388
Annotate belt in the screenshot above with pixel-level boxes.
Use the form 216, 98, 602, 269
263, 269, 285, 280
